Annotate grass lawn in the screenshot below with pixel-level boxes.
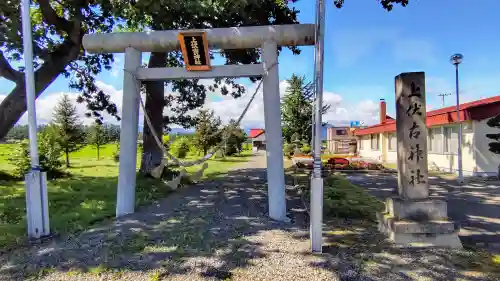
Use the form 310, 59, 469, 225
285, 168, 384, 221
0, 143, 252, 250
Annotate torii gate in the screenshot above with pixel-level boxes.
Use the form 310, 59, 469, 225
82, 24, 315, 222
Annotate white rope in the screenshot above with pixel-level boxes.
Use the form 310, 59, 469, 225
125, 61, 276, 167
137, 73, 265, 167
120, 61, 277, 188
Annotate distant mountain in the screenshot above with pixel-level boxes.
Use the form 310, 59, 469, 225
138, 125, 194, 135
170, 128, 195, 135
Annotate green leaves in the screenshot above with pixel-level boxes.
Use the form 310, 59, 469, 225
281, 74, 330, 144
221, 119, 247, 156
193, 109, 222, 155
170, 136, 191, 159
53, 94, 85, 166
333, 0, 409, 10
8, 130, 64, 178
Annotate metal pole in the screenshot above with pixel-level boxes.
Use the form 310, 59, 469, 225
311, 0, 325, 253
22, 0, 50, 239
455, 64, 463, 183
22, 0, 39, 167
311, 35, 318, 151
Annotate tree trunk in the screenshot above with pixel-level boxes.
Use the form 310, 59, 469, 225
0, 41, 81, 140
97, 145, 100, 160
139, 52, 167, 174
65, 148, 70, 168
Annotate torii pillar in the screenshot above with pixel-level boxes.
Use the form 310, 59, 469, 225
82, 25, 316, 221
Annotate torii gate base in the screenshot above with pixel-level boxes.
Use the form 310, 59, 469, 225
82, 25, 315, 222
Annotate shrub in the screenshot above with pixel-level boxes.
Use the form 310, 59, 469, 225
300, 144, 311, 154
327, 157, 349, 165
0, 171, 17, 181
170, 137, 190, 159
162, 134, 170, 145
283, 143, 295, 157
113, 142, 120, 162
333, 164, 347, 169
9, 130, 64, 178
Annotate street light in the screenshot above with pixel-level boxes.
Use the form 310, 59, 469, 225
450, 53, 463, 183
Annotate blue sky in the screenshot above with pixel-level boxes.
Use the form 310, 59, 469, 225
1, 0, 499, 128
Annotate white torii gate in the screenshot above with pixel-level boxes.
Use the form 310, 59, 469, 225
82, 24, 315, 222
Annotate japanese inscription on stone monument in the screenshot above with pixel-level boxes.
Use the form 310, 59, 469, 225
395, 72, 429, 199
178, 32, 211, 71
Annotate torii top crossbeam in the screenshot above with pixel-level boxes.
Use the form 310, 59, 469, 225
83, 24, 315, 53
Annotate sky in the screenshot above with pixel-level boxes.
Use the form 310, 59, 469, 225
1, 0, 500, 130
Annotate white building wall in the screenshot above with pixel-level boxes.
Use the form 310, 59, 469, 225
472, 118, 500, 176
357, 121, 491, 176
358, 134, 383, 161
426, 123, 475, 176
387, 151, 397, 163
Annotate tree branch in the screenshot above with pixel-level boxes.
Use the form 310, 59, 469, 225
38, 0, 73, 35
0, 50, 22, 82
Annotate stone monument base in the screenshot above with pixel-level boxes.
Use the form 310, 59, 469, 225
377, 197, 462, 248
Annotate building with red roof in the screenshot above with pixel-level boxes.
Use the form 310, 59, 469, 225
248, 129, 266, 151
354, 96, 500, 177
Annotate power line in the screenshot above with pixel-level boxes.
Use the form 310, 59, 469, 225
438, 93, 452, 107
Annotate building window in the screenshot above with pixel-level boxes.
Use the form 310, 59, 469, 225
359, 137, 364, 150
428, 127, 442, 153
371, 134, 379, 150
388, 132, 396, 151
444, 126, 458, 153
336, 129, 347, 136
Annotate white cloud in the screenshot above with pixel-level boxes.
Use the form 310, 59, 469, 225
110, 56, 122, 77
194, 79, 379, 129
11, 79, 383, 131
12, 81, 145, 127
426, 73, 500, 108
324, 99, 381, 126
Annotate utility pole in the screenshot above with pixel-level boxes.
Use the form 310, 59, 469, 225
311, 0, 325, 253
438, 93, 452, 107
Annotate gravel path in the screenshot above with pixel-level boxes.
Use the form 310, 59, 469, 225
0, 154, 498, 281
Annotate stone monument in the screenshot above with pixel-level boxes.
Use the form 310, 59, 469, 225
378, 72, 462, 248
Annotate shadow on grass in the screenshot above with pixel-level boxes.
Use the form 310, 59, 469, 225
0, 167, 308, 281
0, 172, 174, 252
74, 164, 119, 169
212, 158, 249, 163
0, 171, 18, 182
1, 165, 498, 281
